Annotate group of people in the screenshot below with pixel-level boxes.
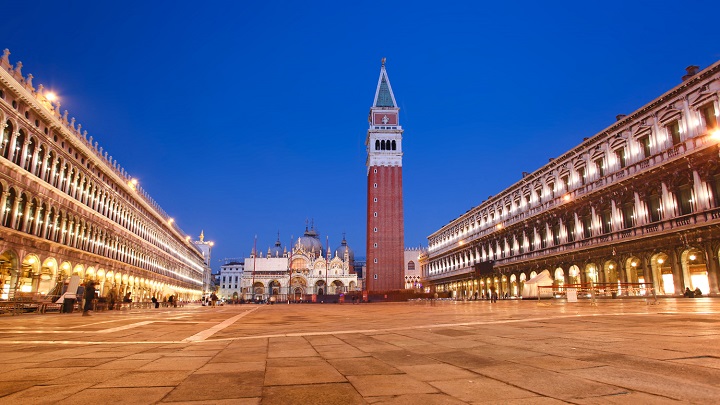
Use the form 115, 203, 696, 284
80, 280, 186, 316
203, 293, 219, 307
684, 287, 703, 298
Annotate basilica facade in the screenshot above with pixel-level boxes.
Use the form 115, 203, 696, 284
225, 226, 358, 301
422, 63, 720, 299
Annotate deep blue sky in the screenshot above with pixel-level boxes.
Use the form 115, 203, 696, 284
3, 1, 719, 270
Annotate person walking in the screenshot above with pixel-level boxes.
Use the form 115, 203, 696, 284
210, 292, 218, 307
151, 296, 159, 308
83, 280, 96, 316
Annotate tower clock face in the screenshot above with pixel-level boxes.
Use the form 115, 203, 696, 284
373, 113, 397, 125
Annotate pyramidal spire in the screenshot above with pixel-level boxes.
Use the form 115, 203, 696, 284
373, 57, 397, 108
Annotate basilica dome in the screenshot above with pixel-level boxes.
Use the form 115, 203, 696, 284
296, 227, 324, 256
334, 237, 354, 262
268, 238, 284, 257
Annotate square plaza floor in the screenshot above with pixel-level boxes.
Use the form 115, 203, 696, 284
0, 298, 719, 404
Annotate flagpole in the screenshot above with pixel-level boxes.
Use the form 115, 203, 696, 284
251, 235, 257, 302
326, 235, 329, 298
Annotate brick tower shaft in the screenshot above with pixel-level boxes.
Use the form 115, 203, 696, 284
365, 58, 405, 292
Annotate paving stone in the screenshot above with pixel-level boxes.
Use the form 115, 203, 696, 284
261, 382, 364, 405
195, 360, 265, 374
94, 370, 193, 388
429, 376, 539, 403
366, 393, 467, 404
571, 365, 720, 402
58, 387, 174, 405
136, 356, 212, 371
162, 398, 260, 405
347, 374, 437, 396
397, 363, 479, 381
372, 350, 442, 366
264, 363, 346, 385
317, 343, 370, 359
328, 357, 403, 376
472, 363, 629, 401
0, 381, 37, 397
163, 372, 263, 401
0, 383, 94, 404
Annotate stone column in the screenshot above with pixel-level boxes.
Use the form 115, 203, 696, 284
29, 147, 40, 175
18, 139, 30, 169
33, 204, 43, 237
703, 242, 719, 295
641, 254, 653, 288
49, 158, 59, 187
7, 131, 18, 163
9, 196, 21, 230
21, 200, 33, 233
669, 249, 684, 295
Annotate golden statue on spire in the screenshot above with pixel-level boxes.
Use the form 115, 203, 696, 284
381, 57, 386, 66
199, 230, 204, 242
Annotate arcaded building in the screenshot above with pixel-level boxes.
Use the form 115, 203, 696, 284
0, 49, 210, 302
423, 62, 720, 298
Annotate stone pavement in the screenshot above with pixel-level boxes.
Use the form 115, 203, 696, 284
0, 298, 719, 404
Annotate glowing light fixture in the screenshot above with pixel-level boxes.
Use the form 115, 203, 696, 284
689, 254, 697, 261
45, 92, 57, 102
711, 129, 720, 141
657, 258, 665, 264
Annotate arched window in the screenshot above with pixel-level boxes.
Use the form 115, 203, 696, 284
12, 129, 25, 165
26, 198, 38, 235
391, 140, 396, 150
44, 151, 54, 183
381, 140, 386, 150
0, 121, 12, 158
408, 260, 415, 271
15, 192, 27, 231
35, 145, 45, 177
23, 137, 35, 172
375, 140, 380, 150
3, 188, 16, 227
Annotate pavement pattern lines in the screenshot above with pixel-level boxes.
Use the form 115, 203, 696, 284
0, 299, 718, 404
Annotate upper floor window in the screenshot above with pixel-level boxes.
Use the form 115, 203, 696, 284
566, 217, 575, 242
675, 185, 693, 216
667, 120, 682, 146
638, 135, 651, 159
704, 173, 720, 209
601, 209, 612, 234
647, 194, 662, 223
700, 103, 718, 131
582, 214, 592, 239
577, 167, 586, 186
614, 148, 626, 168
594, 157, 605, 177
408, 261, 415, 271
561, 175, 569, 192
621, 202, 634, 229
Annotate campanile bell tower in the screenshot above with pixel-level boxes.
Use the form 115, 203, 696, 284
366, 58, 404, 292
